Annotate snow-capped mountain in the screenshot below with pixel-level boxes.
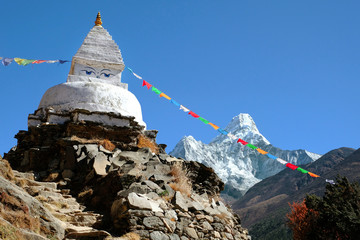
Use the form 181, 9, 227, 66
170, 113, 321, 197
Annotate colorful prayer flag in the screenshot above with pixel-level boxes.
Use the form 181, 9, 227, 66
142, 80, 152, 89
32, 60, 46, 64
133, 73, 142, 79
170, 99, 180, 107
209, 122, 219, 130
2, 58, 13, 66
189, 111, 200, 118
297, 167, 308, 174
199, 117, 210, 124
257, 148, 268, 154
276, 158, 287, 165
160, 92, 171, 100
180, 105, 190, 112
218, 128, 228, 135
237, 138, 248, 145
267, 153, 277, 160
326, 179, 335, 185
286, 163, 298, 170
151, 87, 162, 95
308, 172, 320, 178
247, 144, 257, 150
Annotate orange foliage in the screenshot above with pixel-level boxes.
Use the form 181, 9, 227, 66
137, 134, 159, 154
287, 200, 318, 240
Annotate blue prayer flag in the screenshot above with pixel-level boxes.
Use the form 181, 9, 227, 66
218, 128, 228, 135
267, 153, 277, 160
170, 99, 180, 107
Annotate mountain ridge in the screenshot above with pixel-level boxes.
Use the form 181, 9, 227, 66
170, 113, 321, 197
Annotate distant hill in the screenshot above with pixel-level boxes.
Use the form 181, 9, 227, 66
231, 147, 359, 239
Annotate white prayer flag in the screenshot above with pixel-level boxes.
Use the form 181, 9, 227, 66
180, 105, 190, 112
276, 158, 288, 165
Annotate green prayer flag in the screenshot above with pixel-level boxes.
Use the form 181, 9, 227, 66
151, 87, 162, 95
198, 117, 209, 124
297, 167, 308, 174
21, 59, 36, 66
247, 144, 257, 150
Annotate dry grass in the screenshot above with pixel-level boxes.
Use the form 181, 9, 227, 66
0, 221, 25, 240
0, 191, 41, 235
0, 159, 15, 182
70, 136, 116, 151
169, 162, 192, 197
137, 134, 159, 154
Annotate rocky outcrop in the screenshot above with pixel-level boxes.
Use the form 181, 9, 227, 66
4, 114, 250, 239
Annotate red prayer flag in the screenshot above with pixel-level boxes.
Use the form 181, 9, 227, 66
142, 80, 152, 90
237, 138, 248, 145
188, 111, 200, 118
32, 60, 46, 64
286, 163, 298, 170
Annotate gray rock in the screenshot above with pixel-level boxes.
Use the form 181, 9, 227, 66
136, 230, 150, 238
85, 144, 99, 159
165, 209, 178, 221
185, 227, 198, 239
188, 199, 204, 211
143, 216, 164, 229
99, 145, 113, 154
201, 220, 214, 231
169, 234, 181, 240
150, 231, 169, 240
118, 150, 152, 164
127, 192, 163, 212
212, 223, 225, 232
164, 183, 175, 198
117, 182, 151, 197
93, 152, 110, 175
144, 180, 162, 192
204, 206, 221, 215
163, 217, 177, 233
127, 209, 154, 217
174, 191, 188, 212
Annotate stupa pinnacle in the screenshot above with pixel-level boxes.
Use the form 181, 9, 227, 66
95, 12, 102, 26
29, 13, 146, 128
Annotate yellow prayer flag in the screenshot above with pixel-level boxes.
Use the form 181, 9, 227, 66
308, 172, 320, 178
14, 58, 24, 65
209, 122, 220, 130
159, 92, 171, 100
257, 148, 268, 154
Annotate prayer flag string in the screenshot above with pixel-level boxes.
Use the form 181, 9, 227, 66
1, 57, 69, 67
127, 67, 333, 184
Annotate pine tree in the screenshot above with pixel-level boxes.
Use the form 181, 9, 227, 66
287, 176, 360, 240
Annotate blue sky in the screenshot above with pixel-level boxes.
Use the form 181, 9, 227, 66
1, 1, 359, 156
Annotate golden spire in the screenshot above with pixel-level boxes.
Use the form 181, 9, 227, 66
95, 12, 102, 26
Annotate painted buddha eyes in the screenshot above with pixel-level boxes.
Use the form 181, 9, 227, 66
81, 68, 114, 78
85, 70, 95, 75
101, 72, 113, 78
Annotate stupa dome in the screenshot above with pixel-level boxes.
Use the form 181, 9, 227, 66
34, 13, 146, 127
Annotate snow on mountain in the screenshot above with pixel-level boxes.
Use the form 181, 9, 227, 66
170, 113, 322, 196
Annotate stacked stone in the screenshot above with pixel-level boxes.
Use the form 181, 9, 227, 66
5, 109, 156, 173
5, 118, 250, 239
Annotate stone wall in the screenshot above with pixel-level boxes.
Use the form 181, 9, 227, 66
5, 115, 250, 240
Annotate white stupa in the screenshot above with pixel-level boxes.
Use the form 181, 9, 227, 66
29, 13, 146, 128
